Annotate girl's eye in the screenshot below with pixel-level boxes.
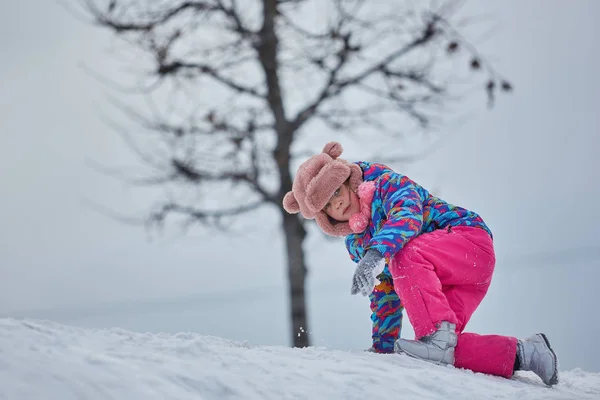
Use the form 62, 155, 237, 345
334, 188, 340, 196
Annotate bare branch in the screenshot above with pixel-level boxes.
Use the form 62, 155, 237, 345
291, 11, 441, 130
80, 196, 148, 227
85, 1, 220, 33
149, 200, 265, 227
156, 60, 265, 98
214, 0, 249, 35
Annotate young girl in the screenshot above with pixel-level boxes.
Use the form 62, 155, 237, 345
283, 141, 559, 386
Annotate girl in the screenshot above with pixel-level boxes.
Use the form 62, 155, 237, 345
283, 141, 559, 386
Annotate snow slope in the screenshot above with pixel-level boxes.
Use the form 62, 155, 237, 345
0, 318, 598, 400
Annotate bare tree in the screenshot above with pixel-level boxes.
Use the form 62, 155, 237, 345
71, 0, 512, 348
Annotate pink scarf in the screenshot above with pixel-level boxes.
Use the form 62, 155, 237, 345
349, 181, 376, 233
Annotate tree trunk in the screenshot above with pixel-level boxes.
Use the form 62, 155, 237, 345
281, 209, 309, 347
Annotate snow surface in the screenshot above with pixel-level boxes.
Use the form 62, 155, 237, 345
1, 318, 598, 400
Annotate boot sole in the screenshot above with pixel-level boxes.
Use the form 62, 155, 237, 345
539, 333, 559, 386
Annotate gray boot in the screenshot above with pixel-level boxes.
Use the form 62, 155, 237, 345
394, 321, 457, 365
517, 333, 559, 386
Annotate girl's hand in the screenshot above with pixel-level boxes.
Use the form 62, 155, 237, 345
350, 249, 384, 296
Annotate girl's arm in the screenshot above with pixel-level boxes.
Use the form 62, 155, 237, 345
369, 272, 403, 353
368, 172, 424, 259
346, 236, 403, 352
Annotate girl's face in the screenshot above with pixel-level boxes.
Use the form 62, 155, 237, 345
322, 183, 360, 222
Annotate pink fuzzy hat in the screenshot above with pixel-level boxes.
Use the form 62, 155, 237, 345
282, 141, 364, 236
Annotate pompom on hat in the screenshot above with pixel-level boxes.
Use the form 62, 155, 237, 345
282, 141, 364, 236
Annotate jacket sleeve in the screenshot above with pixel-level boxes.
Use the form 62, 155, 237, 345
370, 267, 403, 353
346, 236, 404, 353
344, 230, 370, 262
367, 172, 424, 259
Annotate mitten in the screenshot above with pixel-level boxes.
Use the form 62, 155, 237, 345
350, 249, 384, 296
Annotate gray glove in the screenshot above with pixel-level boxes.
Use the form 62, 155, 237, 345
351, 249, 384, 296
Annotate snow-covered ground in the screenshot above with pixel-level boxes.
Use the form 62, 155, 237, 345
1, 318, 598, 400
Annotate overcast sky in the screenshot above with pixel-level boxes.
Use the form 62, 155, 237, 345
1, 0, 599, 374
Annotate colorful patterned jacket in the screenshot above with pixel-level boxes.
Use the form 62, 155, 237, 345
344, 161, 492, 353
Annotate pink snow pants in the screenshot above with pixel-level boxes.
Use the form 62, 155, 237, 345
389, 226, 518, 378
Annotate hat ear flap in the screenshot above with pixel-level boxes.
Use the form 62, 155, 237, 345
322, 141, 343, 159
282, 191, 300, 214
